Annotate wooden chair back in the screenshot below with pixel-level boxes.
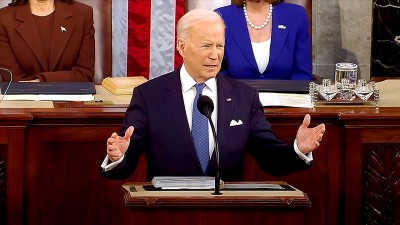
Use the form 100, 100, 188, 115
79, 0, 112, 83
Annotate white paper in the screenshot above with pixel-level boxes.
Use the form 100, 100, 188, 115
0, 100, 54, 108
224, 183, 284, 190
259, 92, 312, 108
151, 176, 221, 190
2, 94, 94, 101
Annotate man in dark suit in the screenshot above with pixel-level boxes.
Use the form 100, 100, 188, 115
101, 8, 325, 181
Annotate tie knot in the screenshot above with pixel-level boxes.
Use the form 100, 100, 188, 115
195, 83, 206, 95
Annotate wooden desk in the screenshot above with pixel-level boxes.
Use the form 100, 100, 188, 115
0, 92, 399, 225
122, 182, 310, 225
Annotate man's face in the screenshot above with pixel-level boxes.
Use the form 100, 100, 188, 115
178, 21, 225, 83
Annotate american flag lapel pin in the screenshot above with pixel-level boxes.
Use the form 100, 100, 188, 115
278, 25, 286, 29
61, 26, 67, 32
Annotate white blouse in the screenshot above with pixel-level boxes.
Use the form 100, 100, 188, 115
251, 39, 271, 74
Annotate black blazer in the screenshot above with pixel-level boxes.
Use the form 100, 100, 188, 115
102, 70, 310, 181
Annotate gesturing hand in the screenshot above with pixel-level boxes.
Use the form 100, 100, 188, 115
296, 114, 326, 154
106, 126, 134, 162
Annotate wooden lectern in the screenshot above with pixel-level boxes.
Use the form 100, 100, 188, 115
121, 182, 311, 225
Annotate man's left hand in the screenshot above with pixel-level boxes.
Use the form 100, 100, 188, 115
296, 114, 326, 154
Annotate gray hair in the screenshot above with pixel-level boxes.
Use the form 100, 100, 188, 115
176, 8, 225, 42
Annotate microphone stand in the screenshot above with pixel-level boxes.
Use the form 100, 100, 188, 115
197, 95, 222, 195
206, 114, 222, 195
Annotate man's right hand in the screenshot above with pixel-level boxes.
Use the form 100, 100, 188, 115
106, 126, 134, 162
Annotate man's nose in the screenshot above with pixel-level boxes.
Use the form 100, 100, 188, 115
208, 46, 218, 59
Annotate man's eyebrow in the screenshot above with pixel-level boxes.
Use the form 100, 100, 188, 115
200, 39, 213, 43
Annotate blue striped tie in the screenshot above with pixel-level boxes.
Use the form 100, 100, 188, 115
192, 83, 209, 172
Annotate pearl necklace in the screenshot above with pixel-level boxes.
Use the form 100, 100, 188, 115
243, 1, 273, 30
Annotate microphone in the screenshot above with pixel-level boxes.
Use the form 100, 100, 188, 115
0, 68, 13, 102
197, 95, 222, 195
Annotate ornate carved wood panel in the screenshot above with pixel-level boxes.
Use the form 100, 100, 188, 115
0, 152, 6, 225
362, 144, 400, 225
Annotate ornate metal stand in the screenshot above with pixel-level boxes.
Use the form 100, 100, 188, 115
309, 78, 380, 108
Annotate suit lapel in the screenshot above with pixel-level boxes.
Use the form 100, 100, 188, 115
225, 7, 259, 72
206, 75, 235, 176
216, 75, 235, 144
15, 4, 47, 71
266, 4, 289, 71
164, 71, 191, 136
49, 1, 74, 71
164, 71, 202, 168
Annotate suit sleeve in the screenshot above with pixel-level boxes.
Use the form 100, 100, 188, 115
0, 13, 35, 81
39, 6, 95, 82
290, 7, 313, 80
247, 89, 310, 176
101, 88, 148, 180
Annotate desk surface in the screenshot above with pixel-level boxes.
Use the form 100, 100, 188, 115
92, 79, 400, 108
122, 182, 310, 209
0, 79, 399, 109
1, 90, 399, 225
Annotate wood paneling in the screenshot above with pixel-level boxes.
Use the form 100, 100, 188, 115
0, 146, 6, 225
2, 106, 400, 225
123, 181, 311, 225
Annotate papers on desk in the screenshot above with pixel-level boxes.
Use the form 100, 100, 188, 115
0, 82, 95, 101
224, 183, 284, 190
1, 82, 96, 94
151, 176, 223, 190
259, 92, 312, 108
2, 94, 94, 101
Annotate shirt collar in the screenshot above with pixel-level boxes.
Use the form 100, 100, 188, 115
180, 64, 217, 93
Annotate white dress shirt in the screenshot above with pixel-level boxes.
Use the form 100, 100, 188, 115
180, 64, 217, 158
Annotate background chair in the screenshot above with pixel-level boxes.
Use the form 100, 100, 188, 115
79, 0, 112, 84
284, 0, 321, 81
284, 0, 311, 38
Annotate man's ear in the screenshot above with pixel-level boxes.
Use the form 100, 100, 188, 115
177, 38, 185, 57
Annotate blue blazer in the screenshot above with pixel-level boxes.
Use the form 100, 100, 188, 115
102, 70, 310, 181
215, 3, 312, 80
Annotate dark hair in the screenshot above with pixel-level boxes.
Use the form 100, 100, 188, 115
9, 0, 73, 6
232, 0, 282, 6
